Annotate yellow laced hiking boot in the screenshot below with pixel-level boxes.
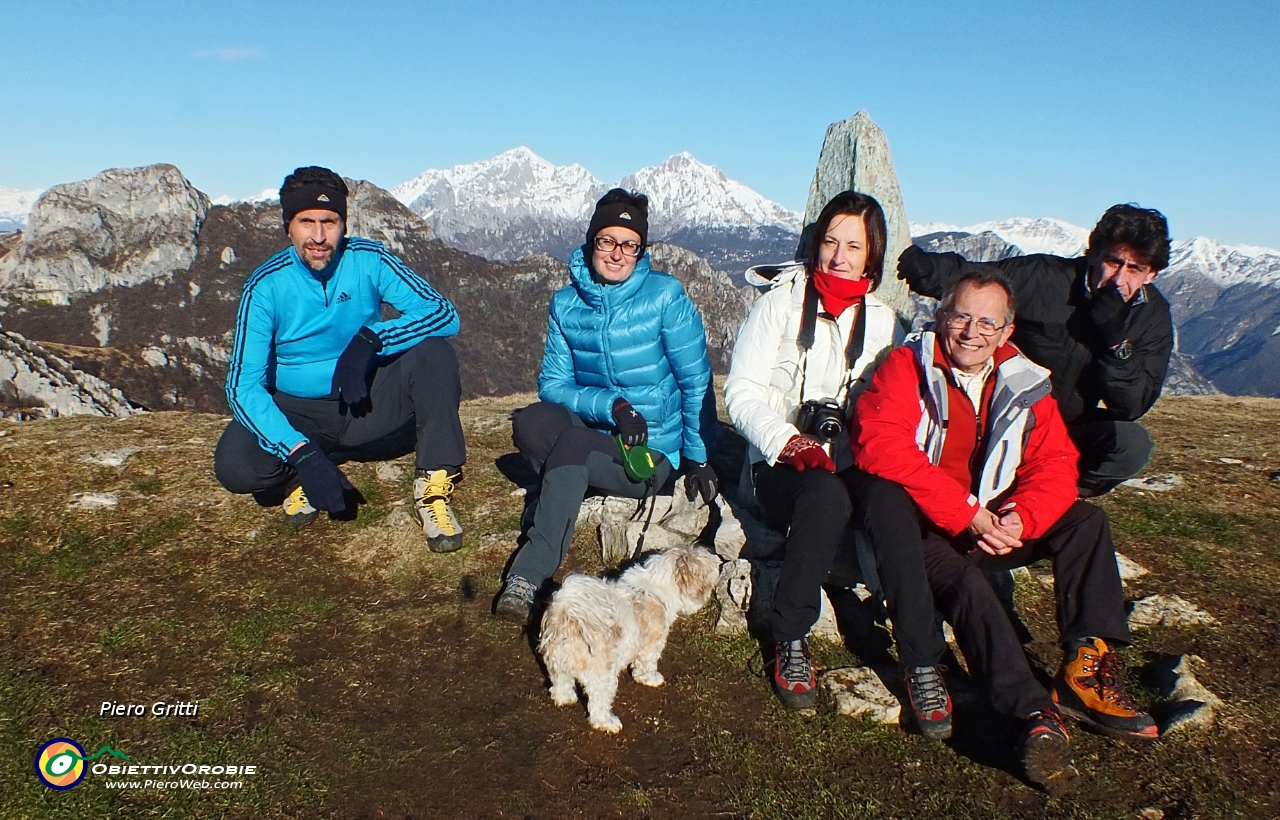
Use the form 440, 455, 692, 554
1052, 637, 1158, 740
282, 484, 318, 526
413, 469, 463, 553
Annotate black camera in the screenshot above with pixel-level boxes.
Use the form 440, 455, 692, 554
795, 398, 845, 444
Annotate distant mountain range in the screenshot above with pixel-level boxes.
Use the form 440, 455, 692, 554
389, 148, 802, 271
911, 219, 1280, 396
5, 154, 1280, 409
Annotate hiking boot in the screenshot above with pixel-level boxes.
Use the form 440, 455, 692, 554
413, 470, 463, 553
282, 484, 318, 527
903, 665, 953, 740
1019, 708, 1079, 796
770, 638, 816, 709
1052, 637, 1158, 740
494, 575, 538, 625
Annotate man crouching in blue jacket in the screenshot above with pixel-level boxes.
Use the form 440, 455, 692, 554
493, 188, 720, 625
215, 166, 467, 552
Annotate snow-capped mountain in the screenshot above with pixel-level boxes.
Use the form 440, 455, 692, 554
0, 186, 44, 232
910, 217, 1087, 258
390, 147, 801, 270
390, 147, 605, 263
620, 152, 801, 235
1164, 236, 1280, 290
210, 188, 278, 207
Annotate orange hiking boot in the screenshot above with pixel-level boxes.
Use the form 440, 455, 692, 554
1052, 637, 1158, 740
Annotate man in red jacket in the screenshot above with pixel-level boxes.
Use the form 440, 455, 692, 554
848, 270, 1156, 795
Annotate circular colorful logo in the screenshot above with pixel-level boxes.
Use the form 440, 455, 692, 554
35, 738, 87, 790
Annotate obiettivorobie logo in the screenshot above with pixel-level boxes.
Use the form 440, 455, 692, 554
34, 738, 129, 790
34, 737, 259, 791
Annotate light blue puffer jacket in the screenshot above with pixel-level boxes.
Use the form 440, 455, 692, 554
538, 247, 715, 468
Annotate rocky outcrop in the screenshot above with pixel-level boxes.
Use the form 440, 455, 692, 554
344, 179, 436, 255
800, 111, 914, 319
0, 165, 211, 305
647, 243, 754, 371
0, 330, 136, 419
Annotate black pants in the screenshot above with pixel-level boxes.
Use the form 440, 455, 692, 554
215, 337, 466, 499
850, 469, 1129, 719
1070, 418, 1153, 497
506, 402, 672, 586
753, 462, 855, 643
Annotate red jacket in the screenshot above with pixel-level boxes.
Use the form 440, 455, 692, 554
851, 333, 1079, 540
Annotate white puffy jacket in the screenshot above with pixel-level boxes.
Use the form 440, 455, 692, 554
725, 264, 903, 471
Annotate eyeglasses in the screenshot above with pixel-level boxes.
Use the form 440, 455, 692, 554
594, 236, 643, 257
943, 311, 1007, 337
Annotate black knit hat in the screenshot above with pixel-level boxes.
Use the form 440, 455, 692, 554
586, 188, 649, 248
280, 167, 349, 229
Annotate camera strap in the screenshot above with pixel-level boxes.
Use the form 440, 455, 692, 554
796, 274, 868, 409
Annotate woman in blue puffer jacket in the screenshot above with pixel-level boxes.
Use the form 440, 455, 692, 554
494, 188, 719, 625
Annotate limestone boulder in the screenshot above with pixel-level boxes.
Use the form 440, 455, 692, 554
1128, 594, 1218, 630
820, 667, 901, 724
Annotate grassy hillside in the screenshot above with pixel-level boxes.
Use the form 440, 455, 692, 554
1, 395, 1278, 818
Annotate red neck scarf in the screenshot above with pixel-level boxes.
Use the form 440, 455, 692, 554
813, 269, 870, 316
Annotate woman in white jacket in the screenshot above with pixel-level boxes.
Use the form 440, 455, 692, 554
724, 191, 902, 709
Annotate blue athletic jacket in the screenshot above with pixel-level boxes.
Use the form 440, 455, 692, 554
226, 237, 458, 459
538, 247, 715, 468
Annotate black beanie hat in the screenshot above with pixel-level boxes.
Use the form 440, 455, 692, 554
281, 183, 347, 228
586, 189, 649, 248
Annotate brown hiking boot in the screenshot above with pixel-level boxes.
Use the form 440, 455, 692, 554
1019, 708, 1079, 796
1052, 637, 1158, 740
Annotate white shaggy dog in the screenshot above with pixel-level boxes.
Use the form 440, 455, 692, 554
538, 544, 721, 733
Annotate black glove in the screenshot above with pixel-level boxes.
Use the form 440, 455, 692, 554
896, 244, 930, 284
611, 398, 648, 447
331, 327, 383, 405
1089, 286, 1130, 349
287, 442, 351, 513
685, 462, 719, 505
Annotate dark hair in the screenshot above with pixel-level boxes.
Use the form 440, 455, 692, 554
1087, 204, 1171, 271
939, 270, 1018, 324
805, 191, 887, 291
279, 166, 349, 200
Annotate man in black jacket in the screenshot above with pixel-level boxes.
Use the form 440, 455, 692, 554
898, 204, 1173, 497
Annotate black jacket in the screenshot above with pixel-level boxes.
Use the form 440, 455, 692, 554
898, 245, 1174, 426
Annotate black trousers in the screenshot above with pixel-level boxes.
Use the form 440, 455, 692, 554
507, 402, 672, 586
850, 469, 1129, 719
215, 337, 466, 499
1070, 418, 1153, 497
753, 463, 855, 643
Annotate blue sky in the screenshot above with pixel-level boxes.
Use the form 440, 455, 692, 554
3, 0, 1277, 246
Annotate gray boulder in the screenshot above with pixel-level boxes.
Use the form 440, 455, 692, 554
0, 164, 211, 304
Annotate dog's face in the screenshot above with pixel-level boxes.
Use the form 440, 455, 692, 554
658, 545, 721, 615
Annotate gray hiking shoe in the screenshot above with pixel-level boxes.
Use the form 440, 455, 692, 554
494, 575, 538, 625
282, 484, 318, 527
413, 470, 463, 552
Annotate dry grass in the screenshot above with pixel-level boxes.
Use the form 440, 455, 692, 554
0, 395, 1278, 818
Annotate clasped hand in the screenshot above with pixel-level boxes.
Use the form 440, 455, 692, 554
967, 507, 1024, 556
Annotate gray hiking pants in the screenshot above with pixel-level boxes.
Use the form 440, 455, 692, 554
506, 401, 672, 587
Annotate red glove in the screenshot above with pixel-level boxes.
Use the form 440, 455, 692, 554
777, 435, 836, 473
